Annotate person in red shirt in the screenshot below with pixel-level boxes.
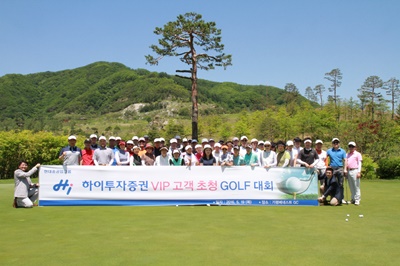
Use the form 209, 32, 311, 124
81, 139, 94, 165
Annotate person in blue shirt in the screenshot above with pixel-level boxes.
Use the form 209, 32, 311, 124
326, 138, 347, 204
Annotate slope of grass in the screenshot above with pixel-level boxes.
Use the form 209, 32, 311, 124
1, 180, 399, 265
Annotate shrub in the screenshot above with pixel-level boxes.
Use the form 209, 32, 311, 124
361, 154, 378, 179
0, 130, 66, 179
377, 157, 400, 179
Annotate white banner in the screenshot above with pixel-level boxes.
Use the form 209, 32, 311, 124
39, 165, 319, 206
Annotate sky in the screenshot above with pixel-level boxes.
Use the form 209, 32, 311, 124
1, 0, 399, 102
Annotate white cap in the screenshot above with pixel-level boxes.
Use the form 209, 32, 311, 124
209, 138, 215, 142
232, 137, 239, 141
214, 143, 222, 148
185, 145, 192, 151
170, 138, 177, 144
264, 141, 271, 145
99, 136, 106, 141
304, 139, 312, 144
90, 134, 97, 139
348, 141, 356, 146
195, 144, 202, 149
132, 145, 140, 150
154, 138, 160, 143
127, 140, 134, 144
132, 136, 139, 141
251, 138, 258, 143
286, 140, 294, 146
68, 135, 76, 140
139, 137, 145, 142
240, 136, 248, 141
116, 137, 121, 141
203, 144, 212, 150
109, 136, 116, 140
201, 138, 208, 143
332, 138, 340, 143
258, 140, 264, 145
315, 140, 323, 144
182, 138, 188, 142
160, 137, 165, 142
173, 149, 180, 154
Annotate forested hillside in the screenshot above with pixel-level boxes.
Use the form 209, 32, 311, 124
0, 61, 312, 125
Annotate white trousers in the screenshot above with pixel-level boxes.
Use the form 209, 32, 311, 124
16, 188, 39, 208
347, 169, 361, 201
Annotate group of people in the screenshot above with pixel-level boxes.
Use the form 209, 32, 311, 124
13, 134, 362, 208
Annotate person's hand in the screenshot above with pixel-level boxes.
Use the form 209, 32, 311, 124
357, 172, 361, 179
305, 163, 310, 168
35, 183, 40, 188
35, 163, 41, 168
264, 165, 270, 169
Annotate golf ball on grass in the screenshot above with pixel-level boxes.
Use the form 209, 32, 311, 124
359, 214, 364, 218
345, 218, 349, 222
206, 204, 210, 207
347, 214, 350, 217
285, 177, 302, 193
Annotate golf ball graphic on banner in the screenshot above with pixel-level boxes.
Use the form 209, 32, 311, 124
285, 177, 302, 193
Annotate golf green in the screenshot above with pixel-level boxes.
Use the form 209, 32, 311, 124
1, 179, 399, 265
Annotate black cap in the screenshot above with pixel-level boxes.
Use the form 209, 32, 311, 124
293, 137, 301, 142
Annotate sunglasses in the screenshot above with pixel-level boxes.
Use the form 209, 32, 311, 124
348, 145, 355, 148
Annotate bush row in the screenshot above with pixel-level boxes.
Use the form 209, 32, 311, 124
1, 130, 398, 180
0, 130, 66, 179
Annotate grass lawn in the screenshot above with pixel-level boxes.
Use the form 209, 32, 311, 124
1, 179, 399, 266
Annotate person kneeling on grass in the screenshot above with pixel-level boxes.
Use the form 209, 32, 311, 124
318, 167, 343, 206
14, 161, 40, 208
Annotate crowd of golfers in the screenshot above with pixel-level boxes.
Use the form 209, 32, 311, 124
14, 134, 362, 207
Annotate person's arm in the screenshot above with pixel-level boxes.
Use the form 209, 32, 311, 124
343, 152, 348, 175
108, 150, 114, 166
291, 153, 296, 167
357, 153, 362, 178
93, 151, 99, 166
271, 152, 277, 167
129, 156, 134, 166
323, 180, 336, 198
15, 165, 40, 179
310, 158, 319, 168
115, 152, 121, 165
58, 148, 66, 162
122, 153, 131, 165
251, 155, 259, 167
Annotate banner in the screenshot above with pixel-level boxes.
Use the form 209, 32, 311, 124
39, 165, 319, 206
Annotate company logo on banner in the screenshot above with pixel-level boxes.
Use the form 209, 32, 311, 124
53, 179, 73, 195
39, 166, 319, 207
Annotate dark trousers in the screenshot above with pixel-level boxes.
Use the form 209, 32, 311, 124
331, 166, 344, 200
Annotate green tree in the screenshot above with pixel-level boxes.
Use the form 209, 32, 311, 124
324, 68, 342, 110
358, 75, 384, 121
383, 77, 400, 119
146, 12, 232, 140
283, 83, 299, 116
304, 86, 317, 103
313, 84, 325, 107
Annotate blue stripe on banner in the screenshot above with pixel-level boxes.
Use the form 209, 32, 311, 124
39, 199, 319, 206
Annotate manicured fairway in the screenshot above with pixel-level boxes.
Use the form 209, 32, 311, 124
1, 179, 399, 266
